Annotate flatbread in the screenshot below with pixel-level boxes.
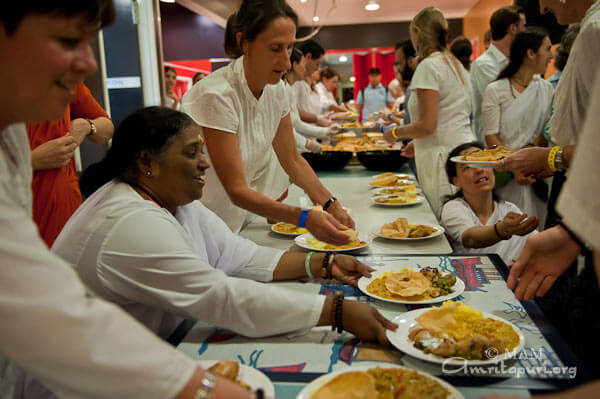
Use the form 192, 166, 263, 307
464, 146, 515, 161
385, 271, 432, 297
311, 371, 376, 399
415, 302, 460, 336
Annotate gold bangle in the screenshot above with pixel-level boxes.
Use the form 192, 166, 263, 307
547, 146, 560, 172
391, 127, 400, 140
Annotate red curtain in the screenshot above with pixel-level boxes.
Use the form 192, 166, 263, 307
353, 53, 371, 101
374, 52, 396, 86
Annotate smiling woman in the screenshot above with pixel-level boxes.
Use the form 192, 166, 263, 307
181, 0, 355, 246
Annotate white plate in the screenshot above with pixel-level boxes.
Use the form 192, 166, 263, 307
373, 186, 422, 196
296, 363, 464, 399
270, 223, 309, 236
368, 178, 416, 188
358, 266, 464, 305
450, 155, 496, 168
386, 308, 526, 366
197, 360, 275, 397
372, 224, 445, 241
294, 233, 369, 252
371, 195, 424, 207
331, 112, 358, 121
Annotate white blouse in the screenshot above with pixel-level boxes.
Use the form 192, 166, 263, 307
441, 198, 536, 265
285, 81, 328, 139
550, 0, 600, 146
52, 181, 325, 341
181, 56, 292, 233
294, 80, 321, 115
315, 81, 338, 113
0, 125, 195, 399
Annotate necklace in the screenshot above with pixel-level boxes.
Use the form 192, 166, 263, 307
131, 183, 170, 210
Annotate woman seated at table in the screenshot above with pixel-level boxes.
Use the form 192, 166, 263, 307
181, 0, 353, 246
53, 106, 396, 346
441, 142, 539, 264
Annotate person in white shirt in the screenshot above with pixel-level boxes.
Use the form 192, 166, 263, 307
471, 6, 526, 142
482, 30, 554, 221
441, 143, 538, 265
356, 67, 395, 122
56, 106, 396, 346
0, 2, 250, 399
382, 7, 475, 216
315, 67, 348, 114
164, 66, 181, 110
181, 0, 354, 245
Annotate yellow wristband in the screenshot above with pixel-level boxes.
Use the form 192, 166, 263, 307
391, 127, 400, 140
547, 146, 560, 172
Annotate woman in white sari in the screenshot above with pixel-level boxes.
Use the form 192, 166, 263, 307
482, 30, 554, 221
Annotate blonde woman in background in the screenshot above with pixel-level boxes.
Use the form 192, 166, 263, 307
382, 7, 474, 216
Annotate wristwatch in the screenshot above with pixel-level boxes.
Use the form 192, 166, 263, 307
85, 118, 97, 137
193, 370, 216, 399
554, 146, 566, 171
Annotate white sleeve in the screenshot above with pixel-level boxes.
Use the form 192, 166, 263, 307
236, 245, 285, 282
557, 76, 600, 251
294, 82, 311, 113
441, 200, 474, 246
294, 129, 309, 151
0, 200, 195, 399
411, 58, 442, 92
99, 211, 324, 337
291, 109, 328, 139
482, 84, 501, 136
182, 88, 239, 134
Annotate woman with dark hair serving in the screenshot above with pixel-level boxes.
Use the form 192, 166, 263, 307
441, 142, 538, 264
181, 0, 354, 246
53, 106, 396, 361
482, 30, 554, 222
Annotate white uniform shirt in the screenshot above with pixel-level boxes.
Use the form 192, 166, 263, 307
471, 43, 509, 142
52, 181, 324, 341
550, 0, 600, 146
441, 198, 535, 264
0, 125, 195, 399
294, 80, 322, 115
315, 82, 338, 113
557, 67, 600, 251
285, 81, 328, 139
408, 52, 475, 216
181, 56, 291, 233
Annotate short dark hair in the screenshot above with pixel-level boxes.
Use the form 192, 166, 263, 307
192, 71, 206, 83
0, 0, 115, 35
450, 36, 473, 70
368, 67, 381, 75
224, 0, 298, 59
164, 66, 176, 75
490, 6, 525, 41
297, 39, 325, 60
320, 67, 339, 80
290, 47, 303, 66
80, 107, 195, 197
396, 39, 416, 60
554, 24, 580, 71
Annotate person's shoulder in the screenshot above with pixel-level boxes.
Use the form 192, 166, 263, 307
442, 197, 469, 215
486, 78, 507, 91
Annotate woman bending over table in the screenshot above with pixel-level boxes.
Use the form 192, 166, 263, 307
381, 7, 475, 216
482, 29, 554, 222
441, 142, 538, 265
53, 106, 396, 350
181, 0, 353, 245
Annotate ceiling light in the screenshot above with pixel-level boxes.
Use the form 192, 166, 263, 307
300, 0, 307, 2
313, 16, 320, 22
365, 0, 380, 11
160, 0, 176, 3
350, 76, 356, 82
339, 55, 348, 62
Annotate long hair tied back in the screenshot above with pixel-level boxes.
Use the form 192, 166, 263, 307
497, 29, 548, 80
79, 106, 194, 197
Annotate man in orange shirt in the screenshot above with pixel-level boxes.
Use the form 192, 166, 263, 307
27, 83, 113, 246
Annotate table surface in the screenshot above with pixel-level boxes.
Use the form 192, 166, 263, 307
240, 165, 453, 255
176, 166, 580, 398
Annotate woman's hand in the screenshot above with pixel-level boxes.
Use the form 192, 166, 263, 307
513, 170, 536, 186
330, 255, 374, 286
342, 301, 398, 345
401, 140, 415, 158
507, 225, 581, 301
305, 139, 322, 153
499, 212, 538, 237
327, 200, 355, 229
31, 135, 79, 171
327, 123, 341, 135
306, 210, 352, 245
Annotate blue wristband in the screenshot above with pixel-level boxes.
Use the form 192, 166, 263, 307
298, 209, 310, 228
387, 113, 393, 121
380, 124, 385, 133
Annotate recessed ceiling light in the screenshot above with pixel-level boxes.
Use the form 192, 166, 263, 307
313, 16, 320, 22
160, 0, 176, 3
339, 55, 348, 62
350, 76, 356, 82
300, 0, 307, 3
365, 0, 380, 11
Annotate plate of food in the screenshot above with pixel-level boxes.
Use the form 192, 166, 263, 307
373, 186, 422, 196
198, 360, 275, 397
373, 218, 444, 240
450, 146, 515, 167
295, 230, 369, 252
331, 111, 359, 121
371, 194, 424, 206
271, 222, 309, 236
372, 172, 415, 181
386, 302, 525, 366
358, 266, 464, 305
368, 175, 417, 189
296, 364, 464, 399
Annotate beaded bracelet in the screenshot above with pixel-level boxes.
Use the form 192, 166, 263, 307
321, 252, 333, 278
547, 146, 560, 172
334, 293, 344, 333
326, 253, 336, 280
